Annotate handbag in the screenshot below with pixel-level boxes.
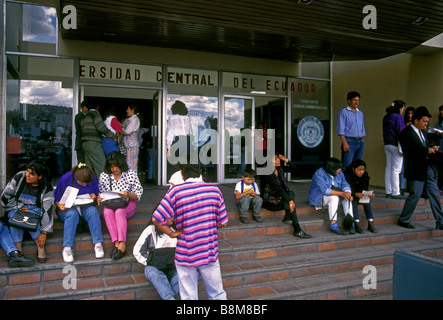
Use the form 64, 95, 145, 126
10, 209, 42, 232
104, 197, 129, 210
263, 184, 282, 205
104, 174, 129, 210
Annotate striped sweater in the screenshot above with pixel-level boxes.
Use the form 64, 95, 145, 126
152, 181, 228, 267
81, 109, 115, 143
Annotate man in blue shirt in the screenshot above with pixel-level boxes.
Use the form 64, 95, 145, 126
336, 91, 366, 169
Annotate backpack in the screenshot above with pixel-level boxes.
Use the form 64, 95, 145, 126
234, 180, 256, 207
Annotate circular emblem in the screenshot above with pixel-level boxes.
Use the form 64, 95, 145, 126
188, 110, 212, 147
297, 116, 324, 148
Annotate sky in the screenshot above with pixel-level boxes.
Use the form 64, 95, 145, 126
22, 4, 57, 43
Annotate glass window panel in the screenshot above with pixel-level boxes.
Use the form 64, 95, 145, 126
290, 78, 330, 179
6, 2, 57, 55
6, 55, 74, 182
166, 67, 219, 183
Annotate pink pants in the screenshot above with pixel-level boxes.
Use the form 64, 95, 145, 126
103, 200, 137, 243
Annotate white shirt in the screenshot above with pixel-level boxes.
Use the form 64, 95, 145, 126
234, 180, 260, 195
165, 114, 191, 148
168, 170, 203, 189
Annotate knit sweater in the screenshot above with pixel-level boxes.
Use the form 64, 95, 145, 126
81, 109, 115, 143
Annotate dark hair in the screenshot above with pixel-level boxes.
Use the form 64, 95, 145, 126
242, 168, 256, 178
181, 163, 201, 180
71, 164, 95, 184
412, 106, 432, 122
127, 104, 138, 114
171, 101, 188, 115
349, 159, 367, 170
404, 106, 415, 123
25, 159, 51, 188
347, 91, 360, 101
438, 105, 443, 124
323, 157, 343, 176
104, 152, 129, 173
386, 100, 406, 114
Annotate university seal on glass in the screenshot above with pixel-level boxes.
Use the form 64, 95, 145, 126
297, 115, 324, 148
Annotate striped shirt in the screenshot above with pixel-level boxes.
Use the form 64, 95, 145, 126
152, 181, 228, 267
81, 109, 115, 143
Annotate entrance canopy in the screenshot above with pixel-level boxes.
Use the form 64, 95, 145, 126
59, 0, 443, 62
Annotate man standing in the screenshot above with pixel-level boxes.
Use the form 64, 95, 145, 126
398, 106, 443, 230
336, 91, 366, 169
80, 100, 116, 177
152, 163, 228, 300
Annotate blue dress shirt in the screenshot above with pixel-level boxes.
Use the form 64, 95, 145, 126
336, 107, 366, 138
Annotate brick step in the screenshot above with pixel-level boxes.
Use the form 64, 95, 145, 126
1, 216, 442, 300
223, 241, 443, 300
0, 200, 438, 263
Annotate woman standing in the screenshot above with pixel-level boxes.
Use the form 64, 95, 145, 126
122, 104, 141, 173
99, 152, 143, 259
1, 159, 54, 263
383, 100, 406, 199
55, 163, 104, 263
261, 154, 311, 238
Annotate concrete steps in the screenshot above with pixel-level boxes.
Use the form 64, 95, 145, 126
1, 184, 443, 300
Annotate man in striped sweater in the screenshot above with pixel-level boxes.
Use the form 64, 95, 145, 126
152, 163, 228, 300
80, 101, 116, 177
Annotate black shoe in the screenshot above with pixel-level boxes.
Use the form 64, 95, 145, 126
435, 224, 443, 230
368, 221, 377, 233
330, 228, 346, 235
385, 194, 392, 198
8, 250, 35, 268
240, 217, 249, 224
36, 254, 47, 264
354, 221, 364, 233
253, 216, 263, 223
112, 249, 126, 260
109, 247, 119, 258
282, 217, 292, 225
293, 230, 312, 238
347, 227, 356, 235
398, 221, 415, 229
391, 195, 406, 200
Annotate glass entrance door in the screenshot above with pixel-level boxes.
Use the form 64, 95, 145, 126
79, 85, 162, 184
223, 96, 254, 182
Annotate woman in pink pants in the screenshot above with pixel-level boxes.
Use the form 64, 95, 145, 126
99, 152, 143, 259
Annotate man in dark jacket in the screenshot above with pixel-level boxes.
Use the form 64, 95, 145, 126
398, 106, 443, 230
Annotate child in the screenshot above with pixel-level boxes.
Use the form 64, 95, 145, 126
234, 168, 263, 224
344, 159, 377, 233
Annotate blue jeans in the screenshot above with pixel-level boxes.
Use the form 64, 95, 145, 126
0, 223, 18, 255
351, 200, 374, 221
342, 138, 364, 170
144, 266, 179, 300
56, 205, 103, 248
175, 259, 227, 300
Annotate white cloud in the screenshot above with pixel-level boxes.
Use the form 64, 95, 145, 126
20, 80, 73, 107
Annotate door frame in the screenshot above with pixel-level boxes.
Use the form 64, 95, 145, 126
220, 95, 255, 183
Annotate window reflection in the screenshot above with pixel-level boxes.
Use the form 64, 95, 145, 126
166, 94, 218, 182
6, 80, 73, 182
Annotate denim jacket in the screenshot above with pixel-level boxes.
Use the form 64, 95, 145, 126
308, 168, 351, 207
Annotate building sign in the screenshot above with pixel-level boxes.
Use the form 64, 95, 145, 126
79, 60, 162, 87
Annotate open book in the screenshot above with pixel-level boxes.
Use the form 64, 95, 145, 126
60, 186, 94, 208
359, 190, 373, 203
101, 191, 124, 202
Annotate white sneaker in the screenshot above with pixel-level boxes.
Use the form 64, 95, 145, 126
94, 243, 104, 259
62, 246, 74, 263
